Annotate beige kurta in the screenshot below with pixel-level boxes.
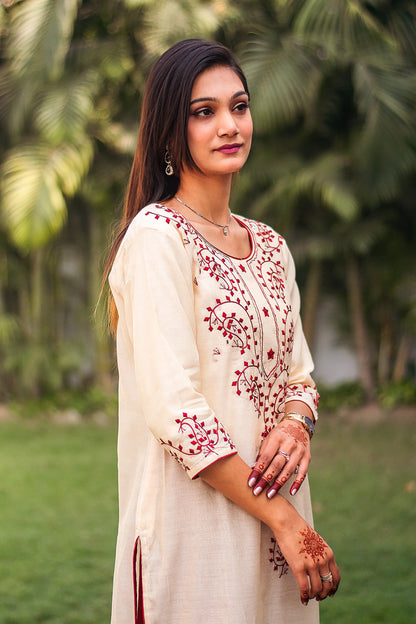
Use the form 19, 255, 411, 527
109, 203, 320, 624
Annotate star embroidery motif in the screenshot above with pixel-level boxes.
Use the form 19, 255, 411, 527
267, 349, 275, 360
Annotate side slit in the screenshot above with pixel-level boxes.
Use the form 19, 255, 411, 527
133, 537, 145, 624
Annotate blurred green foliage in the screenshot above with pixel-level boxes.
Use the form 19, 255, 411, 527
317, 382, 366, 413
0, 0, 415, 403
7, 386, 118, 419
378, 379, 416, 409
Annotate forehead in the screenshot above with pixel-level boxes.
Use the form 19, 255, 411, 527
191, 65, 245, 98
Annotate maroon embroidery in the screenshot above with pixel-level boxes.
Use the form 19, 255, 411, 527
159, 412, 235, 472
145, 205, 319, 432
204, 299, 253, 354
269, 537, 289, 577
143, 205, 318, 577
286, 383, 320, 411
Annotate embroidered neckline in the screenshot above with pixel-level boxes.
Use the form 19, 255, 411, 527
156, 203, 256, 261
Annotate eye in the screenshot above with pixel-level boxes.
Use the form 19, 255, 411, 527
192, 107, 213, 117
233, 101, 249, 113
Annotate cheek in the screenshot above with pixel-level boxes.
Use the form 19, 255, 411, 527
243, 115, 253, 141
187, 130, 209, 163
187, 120, 212, 147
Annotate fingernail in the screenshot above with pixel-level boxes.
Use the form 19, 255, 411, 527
248, 477, 256, 487
290, 486, 297, 496
267, 488, 277, 499
253, 486, 263, 496
301, 598, 309, 606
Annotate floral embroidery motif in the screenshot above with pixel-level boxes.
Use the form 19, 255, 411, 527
159, 412, 235, 472
145, 206, 319, 436
196, 219, 301, 435
269, 537, 289, 577
286, 383, 320, 411
143, 205, 318, 579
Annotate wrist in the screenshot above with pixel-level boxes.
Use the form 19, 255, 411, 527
283, 411, 315, 439
267, 494, 300, 535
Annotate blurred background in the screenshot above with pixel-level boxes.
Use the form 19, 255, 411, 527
0, 1, 415, 623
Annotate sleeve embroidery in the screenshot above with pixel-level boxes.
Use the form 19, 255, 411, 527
159, 412, 235, 473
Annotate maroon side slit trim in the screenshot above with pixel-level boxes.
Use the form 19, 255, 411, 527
133, 538, 145, 624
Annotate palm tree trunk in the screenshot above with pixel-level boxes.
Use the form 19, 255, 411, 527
392, 333, 410, 383
302, 258, 321, 349
31, 248, 43, 341
377, 319, 392, 385
346, 254, 376, 402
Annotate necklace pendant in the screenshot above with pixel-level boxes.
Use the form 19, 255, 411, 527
223, 227, 228, 236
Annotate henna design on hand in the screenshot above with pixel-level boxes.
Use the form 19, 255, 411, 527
280, 421, 308, 448
298, 528, 326, 563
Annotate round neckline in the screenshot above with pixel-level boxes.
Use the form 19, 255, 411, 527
158, 203, 256, 261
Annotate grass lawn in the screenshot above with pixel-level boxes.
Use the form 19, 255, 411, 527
0, 421, 118, 624
310, 411, 416, 624
0, 410, 415, 623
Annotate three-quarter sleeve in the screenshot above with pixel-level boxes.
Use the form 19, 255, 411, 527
119, 217, 237, 478
282, 241, 319, 420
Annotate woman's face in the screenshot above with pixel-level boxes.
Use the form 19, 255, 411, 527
185, 65, 253, 178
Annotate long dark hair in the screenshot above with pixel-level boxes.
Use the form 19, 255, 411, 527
103, 39, 249, 330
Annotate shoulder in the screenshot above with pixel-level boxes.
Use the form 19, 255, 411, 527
110, 204, 192, 286
124, 203, 188, 242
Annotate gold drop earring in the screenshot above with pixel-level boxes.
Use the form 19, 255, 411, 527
164, 147, 174, 176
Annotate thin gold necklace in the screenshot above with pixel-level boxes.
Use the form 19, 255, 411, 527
174, 195, 232, 236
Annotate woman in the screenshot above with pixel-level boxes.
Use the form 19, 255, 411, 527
106, 39, 340, 624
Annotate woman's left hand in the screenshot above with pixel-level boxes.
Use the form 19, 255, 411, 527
248, 418, 311, 499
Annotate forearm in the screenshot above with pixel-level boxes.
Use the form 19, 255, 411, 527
199, 453, 298, 534
200, 453, 340, 605
285, 399, 315, 421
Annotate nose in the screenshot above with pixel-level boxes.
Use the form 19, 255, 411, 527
217, 109, 238, 137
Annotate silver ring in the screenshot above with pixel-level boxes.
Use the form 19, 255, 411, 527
320, 572, 333, 583
278, 450, 290, 462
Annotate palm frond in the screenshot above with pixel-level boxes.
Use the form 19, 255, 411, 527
123, 0, 153, 6
294, 0, 395, 60
379, 4, 416, 61
294, 213, 385, 262
0, 5, 6, 30
0, 68, 33, 138
139, 0, 224, 59
8, 0, 80, 79
353, 62, 416, 201
33, 71, 98, 143
68, 37, 135, 82
95, 119, 138, 156
246, 151, 359, 222
1, 139, 93, 249
291, 154, 359, 220
243, 31, 322, 131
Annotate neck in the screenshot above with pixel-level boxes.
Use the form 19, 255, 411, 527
176, 171, 233, 222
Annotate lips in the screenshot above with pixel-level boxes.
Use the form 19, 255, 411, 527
216, 143, 242, 154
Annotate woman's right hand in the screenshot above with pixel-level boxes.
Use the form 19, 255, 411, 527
273, 509, 340, 605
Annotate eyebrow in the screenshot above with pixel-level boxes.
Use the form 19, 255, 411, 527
190, 90, 249, 106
